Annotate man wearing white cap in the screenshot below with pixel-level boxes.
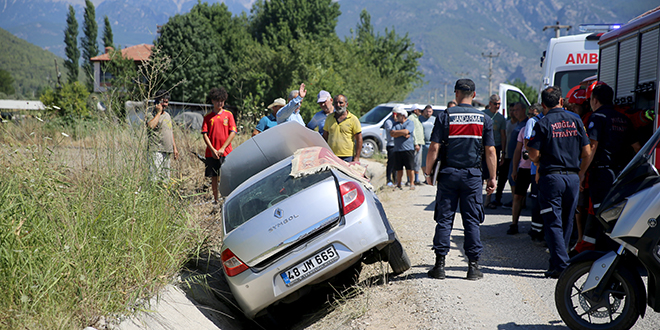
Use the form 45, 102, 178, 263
307, 90, 334, 135
253, 98, 285, 136
390, 105, 416, 189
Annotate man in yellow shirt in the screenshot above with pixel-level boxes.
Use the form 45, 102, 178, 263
323, 94, 363, 162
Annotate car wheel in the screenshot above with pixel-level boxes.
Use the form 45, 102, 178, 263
382, 238, 411, 275
361, 138, 378, 158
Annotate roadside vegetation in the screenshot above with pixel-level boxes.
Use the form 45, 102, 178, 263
0, 116, 217, 329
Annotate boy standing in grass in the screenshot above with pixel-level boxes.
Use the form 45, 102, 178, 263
202, 87, 236, 203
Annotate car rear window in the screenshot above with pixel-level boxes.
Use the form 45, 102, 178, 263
360, 106, 392, 125
223, 164, 334, 233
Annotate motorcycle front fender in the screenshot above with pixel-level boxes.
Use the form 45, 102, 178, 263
582, 251, 619, 293
569, 250, 647, 318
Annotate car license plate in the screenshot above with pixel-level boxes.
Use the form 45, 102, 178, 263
280, 246, 339, 287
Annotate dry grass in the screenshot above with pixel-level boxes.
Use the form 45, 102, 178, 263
0, 117, 248, 329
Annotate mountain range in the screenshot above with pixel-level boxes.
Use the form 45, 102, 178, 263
0, 0, 657, 102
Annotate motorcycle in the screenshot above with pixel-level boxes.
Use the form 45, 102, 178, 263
555, 127, 660, 330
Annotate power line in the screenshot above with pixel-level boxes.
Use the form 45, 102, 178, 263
543, 21, 572, 38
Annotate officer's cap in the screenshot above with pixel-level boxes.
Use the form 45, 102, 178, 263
454, 79, 475, 92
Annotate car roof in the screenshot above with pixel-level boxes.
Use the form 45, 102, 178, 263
219, 122, 330, 196
376, 103, 446, 111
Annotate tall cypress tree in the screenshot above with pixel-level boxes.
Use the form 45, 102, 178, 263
64, 5, 79, 84
103, 15, 114, 50
81, 0, 98, 90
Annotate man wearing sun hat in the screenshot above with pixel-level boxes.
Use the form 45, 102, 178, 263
253, 97, 285, 136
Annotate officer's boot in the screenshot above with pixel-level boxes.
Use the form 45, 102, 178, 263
428, 253, 446, 279
466, 260, 483, 280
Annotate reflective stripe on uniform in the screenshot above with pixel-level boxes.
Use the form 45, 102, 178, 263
540, 207, 553, 214
593, 203, 600, 209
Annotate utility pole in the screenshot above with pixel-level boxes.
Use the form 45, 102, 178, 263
543, 21, 571, 38
481, 52, 500, 97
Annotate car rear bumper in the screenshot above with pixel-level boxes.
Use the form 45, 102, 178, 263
225, 199, 392, 319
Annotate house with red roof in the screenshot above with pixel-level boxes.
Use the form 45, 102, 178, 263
90, 44, 153, 92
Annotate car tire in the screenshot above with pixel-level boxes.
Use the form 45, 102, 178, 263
361, 138, 378, 158
382, 238, 411, 275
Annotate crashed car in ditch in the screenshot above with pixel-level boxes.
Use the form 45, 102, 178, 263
218, 122, 410, 319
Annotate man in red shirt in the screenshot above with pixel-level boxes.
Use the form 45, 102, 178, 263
202, 87, 236, 203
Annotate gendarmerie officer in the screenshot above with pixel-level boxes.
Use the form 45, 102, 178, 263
527, 86, 591, 278
577, 83, 640, 251
425, 79, 496, 281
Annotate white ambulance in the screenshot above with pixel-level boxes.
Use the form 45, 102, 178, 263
538, 25, 621, 98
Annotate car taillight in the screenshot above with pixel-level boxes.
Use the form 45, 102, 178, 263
221, 248, 249, 277
340, 181, 365, 215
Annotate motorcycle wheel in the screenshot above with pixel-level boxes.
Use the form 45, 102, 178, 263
555, 261, 640, 330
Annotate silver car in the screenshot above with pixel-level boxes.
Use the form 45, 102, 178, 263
219, 122, 410, 319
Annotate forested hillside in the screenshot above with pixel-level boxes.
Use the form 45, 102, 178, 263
0, 28, 67, 99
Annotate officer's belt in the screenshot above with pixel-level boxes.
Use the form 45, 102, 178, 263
547, 170, 578, 175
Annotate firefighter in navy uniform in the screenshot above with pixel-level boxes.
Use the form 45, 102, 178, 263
527, 86, 591, 278
425, 79, 497, 281
576, 83, 641, 252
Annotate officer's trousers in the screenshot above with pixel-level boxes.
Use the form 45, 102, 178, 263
432, 168, 484, 261
538, 173, 579, 272
583, 168, 618, 245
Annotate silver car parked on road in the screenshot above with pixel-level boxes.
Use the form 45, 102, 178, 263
219, 122, 410, 319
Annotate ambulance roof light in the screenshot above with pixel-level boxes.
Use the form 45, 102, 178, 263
579, 24, 621, 33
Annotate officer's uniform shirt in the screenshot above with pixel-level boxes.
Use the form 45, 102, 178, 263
586, 105, 636, 169
527, 107, 589, 174
430, 104, 494, 172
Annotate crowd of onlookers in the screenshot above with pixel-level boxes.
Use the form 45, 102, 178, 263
146, 84, 364, 204
383, 76, 644, 259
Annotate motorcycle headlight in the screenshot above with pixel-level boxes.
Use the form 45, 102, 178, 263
600, 200, 627, 222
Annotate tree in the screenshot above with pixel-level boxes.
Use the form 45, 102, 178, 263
81, 0, 98, 91
102, 15, 114, 50
40, 81, 91, 120
250, 0, 340, 46
348, 10, 424, 102
507, 78, 539, 105
0, 69, 15, 95
156, 2, 258, 104
64, 5, 79, 84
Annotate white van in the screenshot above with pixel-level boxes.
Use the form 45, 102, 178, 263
359, 83, 530, 158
